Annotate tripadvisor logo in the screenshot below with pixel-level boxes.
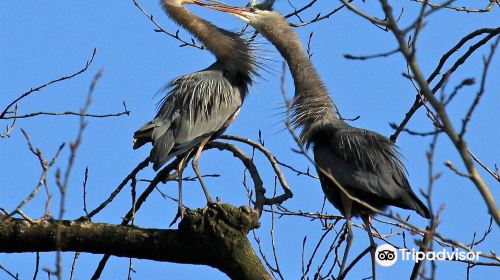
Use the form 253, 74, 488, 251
375, 243, 481, 267
375, 244, 398, 267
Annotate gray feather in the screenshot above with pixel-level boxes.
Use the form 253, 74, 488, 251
151, 130, 176, 171
311, 121, 430, 218
134, 67, 245, 169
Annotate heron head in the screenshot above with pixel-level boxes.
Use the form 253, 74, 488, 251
193, 1, 277, 27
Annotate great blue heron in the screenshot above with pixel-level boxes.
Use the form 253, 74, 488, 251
196, 1, 430, 276
133, 0, 256, 219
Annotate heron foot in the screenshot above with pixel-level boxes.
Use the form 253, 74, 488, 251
169, 205, 185, 227
210, 196, 222, 205
201, 197, 226, 216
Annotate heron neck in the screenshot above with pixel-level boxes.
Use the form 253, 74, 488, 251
256, 15, 337, 127
162, 3, 254, 75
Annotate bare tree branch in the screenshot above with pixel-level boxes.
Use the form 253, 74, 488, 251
390, 27, 500, 142
379, 0, 500, 225
411, 0, 497, 13
132, 0, 205, 49
0, 49, 97, 119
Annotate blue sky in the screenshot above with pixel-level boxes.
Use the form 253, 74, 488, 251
1, 1, 499, 279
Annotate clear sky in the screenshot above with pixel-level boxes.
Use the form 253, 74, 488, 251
1, 1, 499, 279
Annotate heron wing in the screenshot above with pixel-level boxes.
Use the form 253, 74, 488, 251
139, 70, 242, 170
314, 124, 428, 216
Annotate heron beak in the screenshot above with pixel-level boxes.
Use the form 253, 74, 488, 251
192, 0, 250, 18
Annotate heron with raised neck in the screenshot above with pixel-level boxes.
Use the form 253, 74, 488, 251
133, 0, 257, 220
195, 1, 431, 276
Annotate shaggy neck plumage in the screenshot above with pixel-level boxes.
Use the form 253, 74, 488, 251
256, 13, 338, 131
162, 2, 255, 81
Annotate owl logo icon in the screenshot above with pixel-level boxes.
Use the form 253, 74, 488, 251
375, 244, 398, 267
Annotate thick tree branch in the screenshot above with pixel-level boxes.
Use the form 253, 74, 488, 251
0, 204, 271, 280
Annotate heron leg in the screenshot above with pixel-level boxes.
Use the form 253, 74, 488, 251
192, 137, 214, 204
339, 195, 353, 276
169, 152, 191, 226
363, 215, 377, 280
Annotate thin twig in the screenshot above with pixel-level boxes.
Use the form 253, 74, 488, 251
2, 109, 130, 119
411, 0, 497, 13
132, 0, 205, 49
0, 49, 97, 118
459, 36, 499, 138
219, 134, 293, 204
82, 167, 89, 216
69, 252, 80, 280
0, 264, 19, 280
344, 48, 399, 60
32, 252, 40, 280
